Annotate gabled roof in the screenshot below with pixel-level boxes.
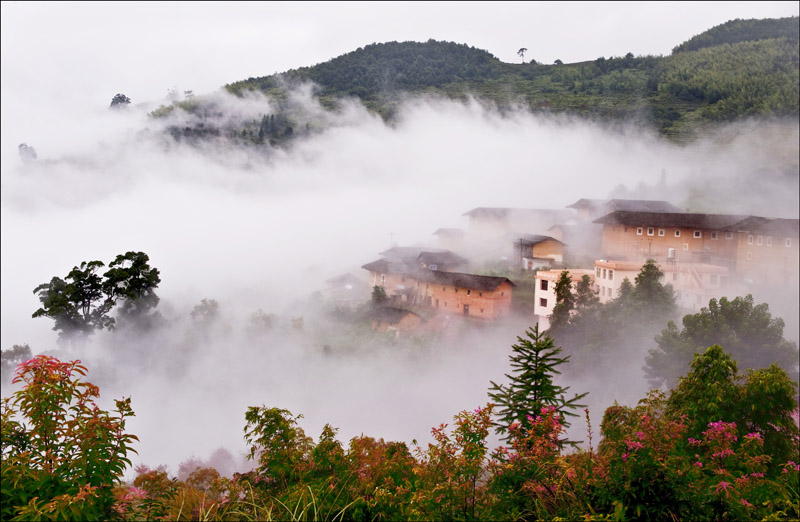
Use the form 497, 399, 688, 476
372, 306, 424, 324
416, 271, 516, 291
518, 234, 564, 247
462, 207, 572, 220
378, 246, 434, 260
325, 273, 365, 287
418, 251, 467, 266
725, 216, 799, 236
361, 258, 418, 275
593, 211, 750, 229
568, 198, 682, 213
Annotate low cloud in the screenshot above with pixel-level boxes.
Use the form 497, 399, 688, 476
2, 86, 797, 476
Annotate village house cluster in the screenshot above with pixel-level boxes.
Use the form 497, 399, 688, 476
321, 198, 799, 336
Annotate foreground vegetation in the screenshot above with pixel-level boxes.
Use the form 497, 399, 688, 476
2, 337, 798, 520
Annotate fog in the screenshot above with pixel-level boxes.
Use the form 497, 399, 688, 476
2, 78, 798, 477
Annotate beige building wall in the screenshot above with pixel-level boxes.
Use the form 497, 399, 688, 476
734, 231, 799, 287
600, 225, 739, 265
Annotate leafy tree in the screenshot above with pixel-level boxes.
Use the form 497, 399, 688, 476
102, 251, 161, 325
575, 274, 599, 310
554, 59, 563, 65
645, 295, 798, 389
1, 356, 138, 520
32, 253, 161, 344
665, 344, 799, 472
630, 258, 674, 318
371, 285, 388, 306
548, 270, 575, 332
243, 406, 312, 491
0, 344, 32, 385
109, 93, 131, 108
33, 261, 113, 345
488, 324, 587, 443
517, 47, 527, 63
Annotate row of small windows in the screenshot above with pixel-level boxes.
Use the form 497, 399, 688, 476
747, 235, 792, 247
635, 228, 733, 239
633, 228, 793, 247
595, 268, 614, 280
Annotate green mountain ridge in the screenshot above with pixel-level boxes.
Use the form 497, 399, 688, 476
157, 17, 799, 144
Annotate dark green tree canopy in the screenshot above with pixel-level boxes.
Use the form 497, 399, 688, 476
665, 344, 799, 471
32, 252, 161, 344
645, 294, 798, 389
110, 93, 131, 108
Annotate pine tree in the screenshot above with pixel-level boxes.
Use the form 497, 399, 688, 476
488, 324, 587, 444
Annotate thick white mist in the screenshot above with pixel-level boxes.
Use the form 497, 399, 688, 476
2, 87, 798, 476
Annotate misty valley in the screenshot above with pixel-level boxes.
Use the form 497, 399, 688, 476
2, 15, 800, 522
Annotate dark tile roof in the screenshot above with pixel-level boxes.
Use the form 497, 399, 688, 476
418, 251, 467, 266
372, 306, 423, 324
568, 199, 682, 213
378, 246, 433, 260
518, 234, 563, 246
725, 216, 799, 236
361, 259, 418, 274
415, 271, 516, 291
593, 211, 750, 229
462, 207, 572, 220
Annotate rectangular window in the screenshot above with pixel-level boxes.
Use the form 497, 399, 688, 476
786, 238, 792, 247
748, 235, 754, 245
693, 230, 702, 238
746, 252, 752, 260
683, 243, 689, 251
757, 236, 763, 246
539, 298, 548, 307
540, 280, 548, 291
466, 289, 471, 295
675, 229, 681, 237
725, 232, 734, 239
711, 231, 718, 240
766, 237, 772, 247
637, 227, 643, 235
658, 229, 665, 236
602, 268, 607, 279
429, 264, 438, 271
596, 267, 601, 278
647, 227, 655, 236
608, 270, 614, 280
479, 292, 483, 297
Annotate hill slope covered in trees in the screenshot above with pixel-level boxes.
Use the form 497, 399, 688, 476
157, 17, 799, 144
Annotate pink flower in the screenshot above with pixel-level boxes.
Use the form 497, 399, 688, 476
750, 472, 764, 478
621, 453, 629, 461
744, 432, 763, 441
740, 498, 753, 508
636, 431, 645, 440
694, 461, 703, 468
625, 440, 645, 451
714, 481, 731, 496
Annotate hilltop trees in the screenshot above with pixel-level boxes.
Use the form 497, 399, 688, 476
645, 294, 798, 389
109, 93, 131, 108
32, 252, 161, 345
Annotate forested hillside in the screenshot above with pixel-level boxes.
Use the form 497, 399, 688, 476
156, 17, 799, 144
